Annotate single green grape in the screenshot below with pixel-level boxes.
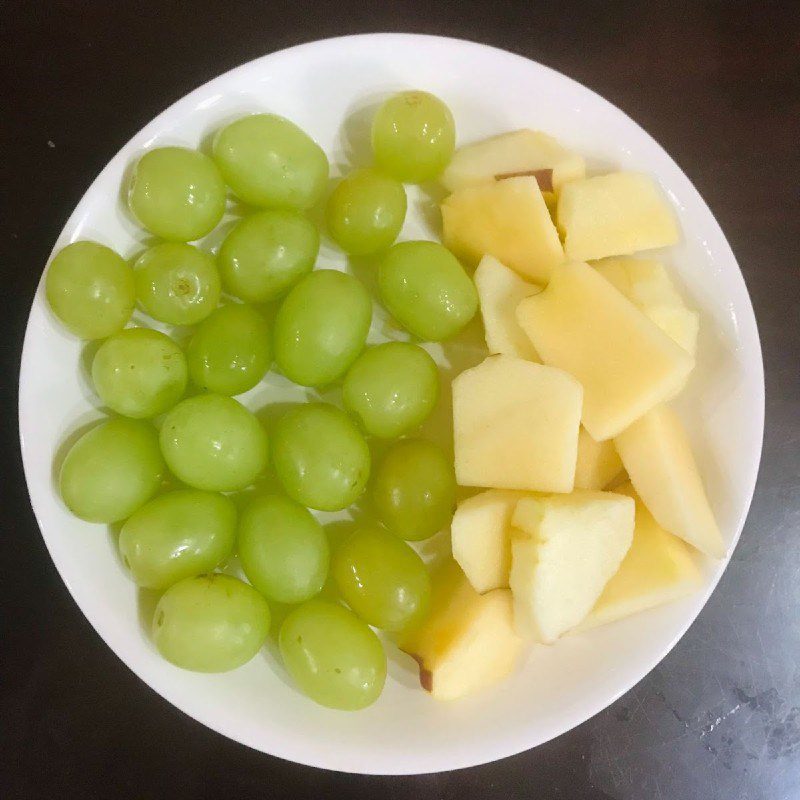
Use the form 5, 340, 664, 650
218, 209, 319, 302
186, 304, 270, 396
159, 394, 268, 492
153, 574, 270, 673
91, 328, 187, 418
271, 403, 370, 511
128, 146, 226, 242
332, 526, 430, 631
371, 91, 456, 183
119, 490, 236, 590
212, 114, 329, 209
133, 242, 221, 326
59, 418, 164, 523
342, 341, 439, 438
45, 241, 135, 339
378, 240, 477, 340
238, 494, 329, 604
371, 438, 456, 541
279, 600, 386, 710
325, 168, 407, 255
273, 270, 371, 387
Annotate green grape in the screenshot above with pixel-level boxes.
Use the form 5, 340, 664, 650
153, 574, 270, 672
378, 240, 477, 340
342, 342, 439, 438
91, 328, 187, 418
159, 394, 268, 492
186, 304, 270, 396
133, 242, 220, 326
212, 114, 329, 210
325, 168, 407, 255
332, 526, 430, 631
59, 418, 164, 523
238, 494, 329, 604
371, 439, 456, 541
271, 403, 370, 511
218, 209, 319, 302
371, 91, 456, 183
279, 600, 386, 710
128, 146, 226, 242
119, 489, 236, 590
273, 270, 371, 387
45, 241, 135, 339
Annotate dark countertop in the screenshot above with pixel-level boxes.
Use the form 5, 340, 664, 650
1, 2, 798, 798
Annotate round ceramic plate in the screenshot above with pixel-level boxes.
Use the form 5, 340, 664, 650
19, 33, 764, 774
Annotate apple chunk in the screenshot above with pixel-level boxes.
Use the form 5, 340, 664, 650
509, 491, 634, 643
581, 482, 702, 629
398, 561, 522, 700
557, 172, 680, 261
441, 176, 564, 283
614, 405, 725, 558
474, 255, 541, 361
452, 354, 583, 492
516, 261, 694, 440
574, 427, 623, 489
451, 489, 526, 593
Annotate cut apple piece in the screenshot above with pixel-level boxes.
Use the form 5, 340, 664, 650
516, 261, 694, 440
509, 491, 634, 642
474, 255, 541, 361
453, 354, 583, 492
614, 404, 725, 558
451, 489, 526, 593
441, 176, 564, 283
580, 482, 702, 629
557, 172, 680, 261
442, 129, 586, 194
574, 427, 623, 490
646, 305, 699, 359
398, 560, 522, 700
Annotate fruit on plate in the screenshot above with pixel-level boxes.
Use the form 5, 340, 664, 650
509, 490, 634, 642
451, 489, 524, 593
441, 176, 564, 283
516, 261, 694, 440
474, 255, 540, 361
441, 129, 586, 194
556, 172, 680, 261
398, 560, 521, 700
452, 354, 582, 492
573, 427, 623, 490
581, 482, 702, 629
614, 404, 725, 557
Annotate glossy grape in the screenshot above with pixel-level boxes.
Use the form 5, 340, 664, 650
238, 494, 329, 604
45, 241, 134, 339
273, 270, 371, 387
187, 304, 270, 396
271, 403, 370, 511
59, 418, 164, 523
371, 438, 456, 541
119, 490, 236, 590
325, 168, 407, 255
371, 91, 456, 183
128, 147, 226, 242
153, 574, 270, 673
279, 600, 386, 710
342, 341, 439, 438
133, 242, 220, 326
332, 526, 431, 631
91, 328, 187, 418
159, 394, 268, 492
212, 114, 328, 209
378, 240, 477, 340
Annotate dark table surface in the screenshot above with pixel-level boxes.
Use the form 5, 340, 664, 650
2, 2, 798, 798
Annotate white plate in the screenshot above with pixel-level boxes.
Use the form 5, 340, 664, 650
18, 33, 764, 774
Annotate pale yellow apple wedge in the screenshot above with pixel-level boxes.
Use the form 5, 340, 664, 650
574, 427, 623, 490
